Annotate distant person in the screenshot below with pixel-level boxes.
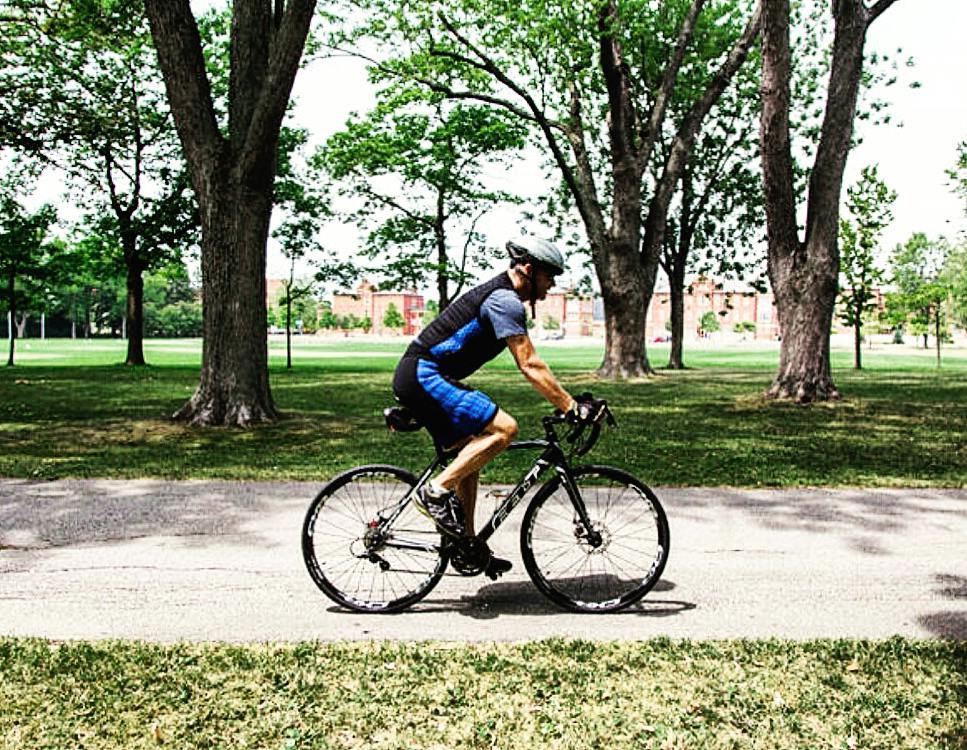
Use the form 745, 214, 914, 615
392, 237, 591, 574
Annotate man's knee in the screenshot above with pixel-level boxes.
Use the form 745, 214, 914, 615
490, 410, 518, 447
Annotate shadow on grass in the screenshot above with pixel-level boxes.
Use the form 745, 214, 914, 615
2, 363, 964, 486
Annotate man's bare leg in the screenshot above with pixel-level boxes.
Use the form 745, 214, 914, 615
435, 409, 517, 528
456, 472, 480, 535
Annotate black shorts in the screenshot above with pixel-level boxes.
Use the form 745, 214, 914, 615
392, 356, 498, 449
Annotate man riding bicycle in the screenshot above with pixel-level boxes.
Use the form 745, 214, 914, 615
392, 235, 589, 574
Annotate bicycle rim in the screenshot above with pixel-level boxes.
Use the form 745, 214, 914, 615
521, 466, 669, 612
302, 465, 446, 613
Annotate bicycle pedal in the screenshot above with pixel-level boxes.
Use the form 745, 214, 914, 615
484, 556, 512, 580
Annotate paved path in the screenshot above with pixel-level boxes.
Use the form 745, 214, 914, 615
0, 479, 964, 642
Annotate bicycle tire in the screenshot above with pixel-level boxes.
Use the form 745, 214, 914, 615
520, 465, 670, 613
302, 464, 447, 613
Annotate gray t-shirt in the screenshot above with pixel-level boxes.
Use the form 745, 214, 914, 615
480, 288, 528, 340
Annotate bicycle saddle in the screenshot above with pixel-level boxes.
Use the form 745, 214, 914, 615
383, 405, 424, 432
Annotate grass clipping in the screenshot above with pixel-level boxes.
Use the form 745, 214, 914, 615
1, 638, 964, 749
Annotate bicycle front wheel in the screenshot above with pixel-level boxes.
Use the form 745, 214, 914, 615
521, 465, 670, 613
302, 465, 447, 613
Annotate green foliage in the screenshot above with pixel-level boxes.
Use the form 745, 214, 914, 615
732, 321, 756, 333
699, 311, 720, 333
422, 298, 439, 327
946, 139, 967, 218
0, 181, 60, 363
143, 264, 201, 338
542, 314, 560, 331
940, 242, 967, 329
886, 234, 953, 361
382, 302, 405, 329
839, 165, 896, 367
315, 88, 526, 304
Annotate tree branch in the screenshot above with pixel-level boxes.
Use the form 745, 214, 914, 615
867, 0, 900, 25
435, 13, 600, 238
143, 0, 222, 179
643, 2, 762, 262
354, 184, 436, 229
637, 0, 707, 172
759, 0, 801, 255
599, 0, 638, 173
238, 0, 316, 179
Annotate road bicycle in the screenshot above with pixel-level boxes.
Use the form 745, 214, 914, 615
302, 396, 670, 613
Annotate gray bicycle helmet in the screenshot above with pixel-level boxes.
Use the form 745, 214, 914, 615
506, 236, 566, 275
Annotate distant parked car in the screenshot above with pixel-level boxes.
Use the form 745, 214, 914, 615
653, 335, 670, 343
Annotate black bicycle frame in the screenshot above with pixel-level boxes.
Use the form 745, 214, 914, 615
377, 425, 594, 554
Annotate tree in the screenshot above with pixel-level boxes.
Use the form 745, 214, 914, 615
658, 78, 764, 369
143, 0, 316, 425
1, 0, 198, 366
940, 242, 967, 331
383, 302, 405, 331
317, 90, 526, 309
338, 0, 762, 378
278, 260, 315, 369
947, 140, 967, 218
0, 190, 58, 366
838, 165, 895, 369
699, 310, 720, 335
887, 233, 950, 366
143, 263, 202, 338
759, 0, 901, 402
272, 125, 327, 369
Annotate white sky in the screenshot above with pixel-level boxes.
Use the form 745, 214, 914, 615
847, 0, 967, 251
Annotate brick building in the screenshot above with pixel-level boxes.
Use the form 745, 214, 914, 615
647, 277, 779, 340
332, 280, 425, 336
318, 275, 796, 341
532, 292, 596, 337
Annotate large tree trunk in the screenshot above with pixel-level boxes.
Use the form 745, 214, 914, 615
760, 0, 898, 402
768, 241, 841, 401
145, 0, 315, 425
174, 162, 278, 425
598, 246, 650, 379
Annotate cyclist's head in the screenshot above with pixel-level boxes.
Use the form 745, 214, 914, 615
506, 236, 565, 278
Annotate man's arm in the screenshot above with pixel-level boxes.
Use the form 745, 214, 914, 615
506, 334, 575, 413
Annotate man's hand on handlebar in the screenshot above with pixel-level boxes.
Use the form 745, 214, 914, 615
564, 392, 605, 425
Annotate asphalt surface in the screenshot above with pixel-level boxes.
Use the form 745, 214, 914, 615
0, 479, 964, 642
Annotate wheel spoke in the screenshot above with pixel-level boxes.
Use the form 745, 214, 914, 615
524, 469, 667, 611
303, 471, 445, 611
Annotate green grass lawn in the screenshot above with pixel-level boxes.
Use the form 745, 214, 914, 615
0, 638, 963, 750
3, 342, 964, 747
3, 337, 964, 486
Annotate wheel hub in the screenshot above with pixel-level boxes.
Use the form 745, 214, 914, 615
576, 522, 612, 554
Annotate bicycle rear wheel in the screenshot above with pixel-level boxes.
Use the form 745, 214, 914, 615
302, 465, 447, 613
521, 465, 669, 613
